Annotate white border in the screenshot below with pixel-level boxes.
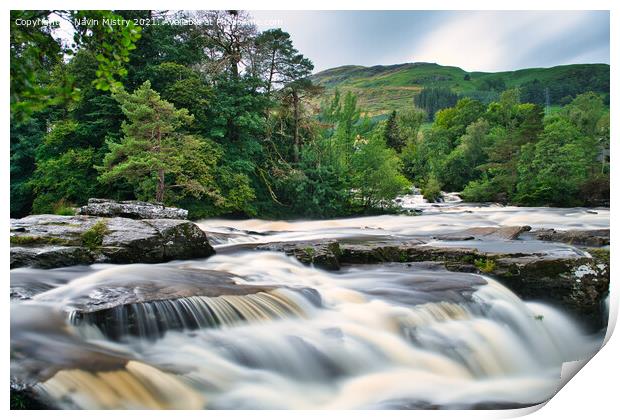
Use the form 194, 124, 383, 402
2, 1, 617, 419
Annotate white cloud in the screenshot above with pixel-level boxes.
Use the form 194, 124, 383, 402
412, 11, 596, 72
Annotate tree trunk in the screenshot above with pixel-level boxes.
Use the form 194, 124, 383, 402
156, 169, 165, 203
292, 90, 300, 163
267, 49, 276, 95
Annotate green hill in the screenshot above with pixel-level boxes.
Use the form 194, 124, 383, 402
310, 62, 609, 116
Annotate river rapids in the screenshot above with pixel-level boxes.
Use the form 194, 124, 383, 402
10, 193, 610, 409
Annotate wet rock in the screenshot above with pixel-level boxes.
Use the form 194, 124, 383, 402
268, 238, 609, 328
530, 228, 609, 247
36, 265, 273, 313
256, 240, 342, 270
464, 225, 531, 240
339, 242, 475, 266
10, 215, 214, 269
32, 265, 320, 340
77, 198, 188, 219
10, 246, 95, 270
484, 251, 609, 325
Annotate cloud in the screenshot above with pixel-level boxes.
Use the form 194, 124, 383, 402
250, 10, 609, 72
410, 11, 609, 71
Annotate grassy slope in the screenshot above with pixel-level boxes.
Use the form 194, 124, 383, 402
310, 62, 609, 116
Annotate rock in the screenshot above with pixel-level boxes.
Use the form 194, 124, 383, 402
10, 246, 95, 270
36, 266, 274, 313
464, 225, 531, 240
530, 228, 609, 247
487, 251, 610, 328
338, 240, 428, 265
10, 215, 215, 269
32, 265, 320, 340
77, 198, 188, 220
436, 225, 531, 241
261, 238, 609, 328
256, 240, 342, 270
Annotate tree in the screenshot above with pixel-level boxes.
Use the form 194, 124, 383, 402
253, 29, 314, 94
384, 111, 404, 152
10, 10, 141, 119
439, 118, 490, 191
396, 107, 426, 143
514, 117, 595, 206
414, 87, 458, 120
193, 10, 257, 78
351, 127, 410, 209
98, 81, 221, 204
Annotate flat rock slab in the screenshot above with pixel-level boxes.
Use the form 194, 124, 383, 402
77, 198, 188, 220
10, 215, 214, 269
33, 265, 273, 313
529, 228, 610, 246
434, 225, 531, 241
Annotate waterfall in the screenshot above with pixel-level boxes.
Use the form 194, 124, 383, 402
70, 288, 317, 340
11, 202, 608, 409
13, 252, 603, 409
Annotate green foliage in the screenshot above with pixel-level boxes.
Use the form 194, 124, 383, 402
81, 220, 109, 251
52, 199, 76, 216
475, 258, 496, 273
10, 10, 610, 221
10, 11, 141, 119
71, 11, 142, 91
422, 175, 442, 203
351, 127, 410, 208
414, 87, 458, 120
99, 81, 221, 205
311, 62, 608, 116
30, 147, 100, 214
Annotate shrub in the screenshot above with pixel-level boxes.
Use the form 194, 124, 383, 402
421, 175, 442, 202
81, 220, 109, 250
52, 198, 76, 216
474, 258, 496, 273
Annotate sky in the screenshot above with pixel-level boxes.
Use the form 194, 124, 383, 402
250, 10, 610, 73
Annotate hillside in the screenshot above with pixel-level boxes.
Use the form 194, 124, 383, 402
310, 62, 610, 116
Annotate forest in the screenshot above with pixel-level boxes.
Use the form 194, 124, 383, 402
11, 10, 610, 220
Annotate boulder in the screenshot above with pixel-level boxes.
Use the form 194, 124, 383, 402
530, 228, 610, 247
77, 198, 188, 220
256, 240, 342, 270
10, 215, 214, 269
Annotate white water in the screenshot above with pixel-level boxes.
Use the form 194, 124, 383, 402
198, 192, 608, 247
10, 198, 608, 409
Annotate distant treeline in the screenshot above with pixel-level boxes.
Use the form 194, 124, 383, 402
414, 66, 609, 119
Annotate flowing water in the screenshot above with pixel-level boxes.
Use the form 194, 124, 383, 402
10, 195, 609, 409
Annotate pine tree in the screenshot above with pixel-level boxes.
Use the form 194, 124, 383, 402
98, 81, 220, 204
384, 111, 405, 152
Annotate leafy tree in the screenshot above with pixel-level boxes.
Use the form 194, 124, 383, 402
439, 119, 490, 191
421, 174, 442, 202
30, 148, 100, 213
10, 113, 48, 217
98, 81, 221, 204
396, 107, 426, 143
351, 127, 410, 209
514, 117, 596, 206
435, 97, 486, 140
10, 10, 141, 119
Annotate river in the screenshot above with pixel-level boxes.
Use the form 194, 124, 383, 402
10, 192, 610, 409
